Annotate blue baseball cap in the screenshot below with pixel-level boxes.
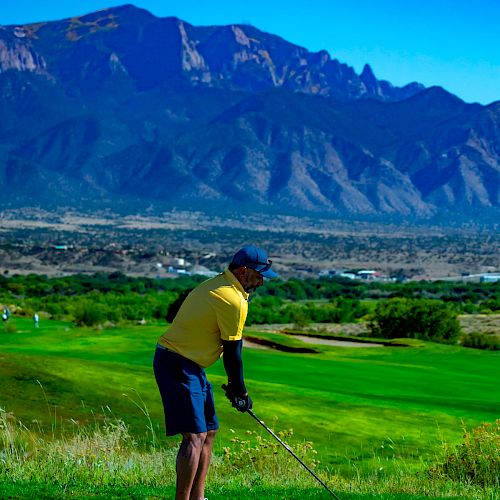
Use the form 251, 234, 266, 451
231, 245, 278, 278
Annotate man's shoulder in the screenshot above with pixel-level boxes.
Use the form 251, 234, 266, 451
194, 272, 226, 292
205, 273, 245, 305
191, 270, 246, 303
189, 273, 232, 299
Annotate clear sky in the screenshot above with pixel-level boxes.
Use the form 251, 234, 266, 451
1, 0, 498, 105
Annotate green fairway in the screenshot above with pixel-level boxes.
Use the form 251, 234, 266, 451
0, 317, 498, 479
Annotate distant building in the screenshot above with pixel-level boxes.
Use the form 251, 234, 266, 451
480, 275, 500, 283
166, 266, 189, 275
318, 269, 340, 278
189, 265, 218, 277
357, 270, 377, 280
167, 257, 185, 267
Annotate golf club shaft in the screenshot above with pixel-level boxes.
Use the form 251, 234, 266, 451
247, 409, 340, 499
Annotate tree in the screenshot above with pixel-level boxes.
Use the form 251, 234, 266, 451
73, 301, 105, 326
369, 298, 461, 344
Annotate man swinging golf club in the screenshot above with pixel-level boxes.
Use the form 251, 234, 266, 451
153, 245, 277, 500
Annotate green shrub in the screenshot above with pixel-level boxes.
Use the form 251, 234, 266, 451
1, 272, 498, 326
481, 298, 500, 312
290, 306, 310, 328
429, 420, 500, 487
369, 298, 461, 344
461, 332, 500, 351
72, 301, 105, 327
246, 296, 367, 325
11, 306, 34, 318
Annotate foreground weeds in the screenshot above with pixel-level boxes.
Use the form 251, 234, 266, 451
0, 408, 498, 499
429, 420, 500, 487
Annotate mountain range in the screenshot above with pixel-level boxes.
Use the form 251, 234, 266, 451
0, 4, 498, 221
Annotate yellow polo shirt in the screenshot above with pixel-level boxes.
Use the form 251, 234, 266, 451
157, 269, 249, 368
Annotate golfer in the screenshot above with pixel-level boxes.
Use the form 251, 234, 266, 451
153, 245, 277, 500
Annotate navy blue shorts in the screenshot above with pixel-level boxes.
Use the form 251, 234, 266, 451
153, 345, 218, 436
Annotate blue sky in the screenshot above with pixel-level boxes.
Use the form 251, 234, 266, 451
1, 0, 499, 104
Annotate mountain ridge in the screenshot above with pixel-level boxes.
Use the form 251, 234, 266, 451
0, 5, 498, 222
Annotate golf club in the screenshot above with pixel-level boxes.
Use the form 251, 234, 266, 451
246, 409, 340, 499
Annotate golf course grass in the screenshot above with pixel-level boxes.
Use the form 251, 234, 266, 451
0, 318, 498, 498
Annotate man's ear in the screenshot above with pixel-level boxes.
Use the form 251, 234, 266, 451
232, 266, 246, 282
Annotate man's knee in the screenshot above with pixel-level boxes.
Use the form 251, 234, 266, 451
206, 429, 217, 443
182, 432, 207, 450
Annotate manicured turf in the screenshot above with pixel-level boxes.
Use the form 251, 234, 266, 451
0, 318, 498, 476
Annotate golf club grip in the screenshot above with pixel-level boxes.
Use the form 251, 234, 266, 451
247, 410, 340, 499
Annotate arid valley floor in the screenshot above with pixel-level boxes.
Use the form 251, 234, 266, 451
0, 209, 498, 281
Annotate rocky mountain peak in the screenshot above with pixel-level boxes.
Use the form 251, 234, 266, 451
1, 5, 497, 222
0, 28, 47, 74
360, 64, 376, 85
0, 5, 426, 102
92, 4, 155, 21
231, 25, 252, 47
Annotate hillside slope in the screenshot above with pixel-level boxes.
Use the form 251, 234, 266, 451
0, 5, 498, 220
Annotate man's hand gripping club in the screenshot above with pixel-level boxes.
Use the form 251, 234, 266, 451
222, 383, 253, 412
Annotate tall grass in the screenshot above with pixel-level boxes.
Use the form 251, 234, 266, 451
1, 407, 498, 499
0, 407, 175, 488
429, 420, 500, 487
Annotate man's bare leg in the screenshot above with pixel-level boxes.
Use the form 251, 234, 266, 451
190, 429, 216, 500
176, 432, 207, 500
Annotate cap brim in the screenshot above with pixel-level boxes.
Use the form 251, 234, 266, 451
260, 268, 278, 279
